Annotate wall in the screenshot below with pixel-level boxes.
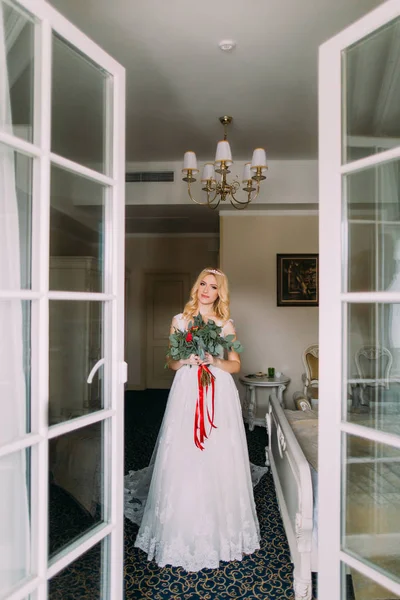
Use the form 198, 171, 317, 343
125, 234, 219, 389
125, 160, 318, 206
220, 213, 319, 412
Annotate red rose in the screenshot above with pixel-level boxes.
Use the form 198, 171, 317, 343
186, 332, 193, 342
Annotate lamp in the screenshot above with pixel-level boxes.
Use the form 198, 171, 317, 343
182, 116, 267, 210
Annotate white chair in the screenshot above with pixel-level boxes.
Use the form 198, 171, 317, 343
354, 345, 393, 406
292, 344, 318, 410
301, 344, 319, 404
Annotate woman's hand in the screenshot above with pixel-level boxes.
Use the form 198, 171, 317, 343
202, 352, 217, 366
184, 354, 201, 366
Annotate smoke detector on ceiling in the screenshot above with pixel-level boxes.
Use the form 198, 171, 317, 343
218, 40, 236, 52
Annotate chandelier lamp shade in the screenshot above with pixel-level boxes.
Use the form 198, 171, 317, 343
182, 116, 267, 210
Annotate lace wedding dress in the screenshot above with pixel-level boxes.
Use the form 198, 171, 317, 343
124, 314, 267, 572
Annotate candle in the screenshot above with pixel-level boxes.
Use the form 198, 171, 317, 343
242, 162, 252, 182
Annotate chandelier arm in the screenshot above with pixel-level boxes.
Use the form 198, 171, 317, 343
230, 199, 249, 210
229, 194, 251, 209
207, 186, 220, 206
207, 194, 221, 210
187, 182, 211, 206
230, 181, 260, 207
230, 190, 252, 206
208, 179, 218, 192
248, 182, 261, 204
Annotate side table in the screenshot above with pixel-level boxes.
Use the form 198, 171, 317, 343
239, 374, 291, 431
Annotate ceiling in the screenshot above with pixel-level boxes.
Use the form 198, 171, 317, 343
47, 0, 385, 164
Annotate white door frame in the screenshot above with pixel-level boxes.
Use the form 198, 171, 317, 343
319, 1, 400, 598
0, 1, 126, 598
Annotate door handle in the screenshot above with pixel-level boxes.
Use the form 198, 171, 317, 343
87, 358, 105, 384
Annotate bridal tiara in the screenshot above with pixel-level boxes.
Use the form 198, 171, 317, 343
205, 268, 223, 275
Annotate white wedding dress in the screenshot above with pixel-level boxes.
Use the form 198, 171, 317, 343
124, 314, 266, 572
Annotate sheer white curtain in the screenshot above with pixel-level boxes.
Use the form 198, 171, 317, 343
381, 161, 400, 374
0, 2, 30, 592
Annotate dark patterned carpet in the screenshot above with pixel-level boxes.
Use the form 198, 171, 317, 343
48, 389, 357, 599
123, 390, 311, 600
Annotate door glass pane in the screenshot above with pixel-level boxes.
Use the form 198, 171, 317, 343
49, 422, 105, 557
0, 300, 31, 442
1, 1, 34, 143
48, 538, 107, 599
50, 166, 105, 293
342, 434, 400, 584
342, 17, 400, 164
346, 303, 400, 433
345, 159, 400, 293
51, 34, 111, 174
49, 300, 105, 425
341, 562, 399, 600
0, 448, 31, 596
0, 143, 33, 290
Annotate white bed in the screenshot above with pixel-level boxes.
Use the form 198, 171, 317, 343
266, 392, 400, 600
266, 393, 317, 600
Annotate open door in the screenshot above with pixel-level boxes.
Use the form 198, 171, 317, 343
319, 1, 400, 598
0, 1, 126, 598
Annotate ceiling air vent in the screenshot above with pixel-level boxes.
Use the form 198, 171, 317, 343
125, 171, 174, 183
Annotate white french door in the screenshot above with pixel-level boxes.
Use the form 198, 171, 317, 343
0, 0, 126, 598
319, 1, 400, 598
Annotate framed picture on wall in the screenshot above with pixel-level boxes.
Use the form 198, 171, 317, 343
277, 254, 319, 307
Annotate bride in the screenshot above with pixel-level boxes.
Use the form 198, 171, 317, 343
125, 267, 265, 572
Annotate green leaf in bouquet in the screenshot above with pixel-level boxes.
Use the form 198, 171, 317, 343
214, 343, 223, 355
224, 334, 235, 343
209, 330, 217, 339
233, 341, 244, 353
197, 338, 206, 360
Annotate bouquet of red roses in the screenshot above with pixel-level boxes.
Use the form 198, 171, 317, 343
167, 313, 243, 385
167, 314, 243, 451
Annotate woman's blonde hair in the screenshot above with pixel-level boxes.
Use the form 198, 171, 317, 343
182, 268, 230, 322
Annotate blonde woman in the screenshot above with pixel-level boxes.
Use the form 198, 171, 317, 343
125, 268, 263, 571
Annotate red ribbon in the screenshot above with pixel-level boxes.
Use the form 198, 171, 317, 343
194, 365, 217, 450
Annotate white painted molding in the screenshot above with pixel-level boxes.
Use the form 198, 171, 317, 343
219, 209, 319, 217
125, 232, 219, 238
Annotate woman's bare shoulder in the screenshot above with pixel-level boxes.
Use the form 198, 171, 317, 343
222, 318, 235, 334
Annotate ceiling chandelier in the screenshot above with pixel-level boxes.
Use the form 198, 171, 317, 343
182, 116, 267, 210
